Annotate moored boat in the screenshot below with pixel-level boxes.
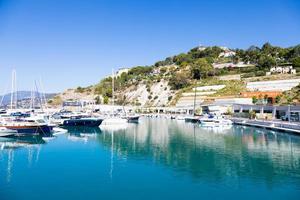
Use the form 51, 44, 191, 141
0, 117, 53, 135
184, 116, 199, 123
199, 116, 232, 127
62, 118, 103, 127
170, 115, 176, 120
126, 115, 140, 123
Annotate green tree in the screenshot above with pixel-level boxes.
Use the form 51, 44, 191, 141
104, 87, 112, 98
128, 66, 153, 76
292, 57, 300, 68
289, 45, 300, 59
252, 96, 258, 104
261, 42, 273, 54
264, 94, 269, 104
94, 96, 101, 104
75, 86, 85, 93
249, 110, 256, 119
258, 55, 276, 69
191, 58, 213, 79
168, 71, 190, 90
103, 96, 109, 104
275, 95, 281, 104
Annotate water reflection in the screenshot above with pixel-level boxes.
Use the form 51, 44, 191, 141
96, 118, 300, 185
0, 136, 45, 183
66, 127, 101, 143
1, 117, 300, 188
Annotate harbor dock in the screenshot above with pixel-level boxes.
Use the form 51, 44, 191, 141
232, 118, 300, 134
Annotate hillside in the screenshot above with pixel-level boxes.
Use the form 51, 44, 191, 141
0, 91, 56, 106
51, 43, 300, 107
0, 91, 57, 108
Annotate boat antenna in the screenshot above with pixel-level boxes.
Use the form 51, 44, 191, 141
30, 83, 35, 110
193, 85, 197, 116
34, 80, 44, 112
14, 70, 17, 109
39, 77, 48, 111
10, 69, 17, 110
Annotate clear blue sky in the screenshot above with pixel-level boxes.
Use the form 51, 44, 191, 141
0, 0, 299, 94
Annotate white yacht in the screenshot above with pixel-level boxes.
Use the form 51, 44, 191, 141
199, 115, 232, 127
100, 69, 128, 127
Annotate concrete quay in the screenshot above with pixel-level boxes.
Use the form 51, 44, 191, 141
232, 118, 300, 134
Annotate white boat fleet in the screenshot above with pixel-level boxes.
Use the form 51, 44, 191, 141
0, 109, 141, 137
146, 113, 233, 127
0, 109, 233, 137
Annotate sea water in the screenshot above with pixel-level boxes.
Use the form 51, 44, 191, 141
0, 117, 300, 200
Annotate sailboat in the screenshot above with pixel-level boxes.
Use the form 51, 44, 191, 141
121, 101, 140, 123
101, 69, 128, 126
185, 86, 199, 123
0, 70, 53, 136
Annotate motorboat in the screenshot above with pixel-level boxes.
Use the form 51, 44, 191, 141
184, 116, 199, 123
0, 117, 53, 135
199, 115, 232, 127
125, 115, 140, 123
50, 111, 97, 126
0, 127, 17, 137
62, 117, 103, 127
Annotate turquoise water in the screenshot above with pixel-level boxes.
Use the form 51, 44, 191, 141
1, 117, 300, 200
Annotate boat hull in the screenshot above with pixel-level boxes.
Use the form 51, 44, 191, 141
62, 118, 103, 127
185, 117, 199, 123
127, 116, 140, 123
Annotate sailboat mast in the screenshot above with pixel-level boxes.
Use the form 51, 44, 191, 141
30, 84, 34, 109
112, 68, 114, 107
39, 78, 48, 111
193, 86, 197, 116
14, 71, 17, 109
35, 81, 44, 112
10, 71, 14, 110
10, 70, 17, 110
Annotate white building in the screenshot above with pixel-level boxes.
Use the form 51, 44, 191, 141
269, 66, 296, 75
213, 62, 252, 69
219, 50, 236, 58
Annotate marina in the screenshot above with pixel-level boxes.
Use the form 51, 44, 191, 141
1, 1, 300, 199
1, 117, 300, 200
